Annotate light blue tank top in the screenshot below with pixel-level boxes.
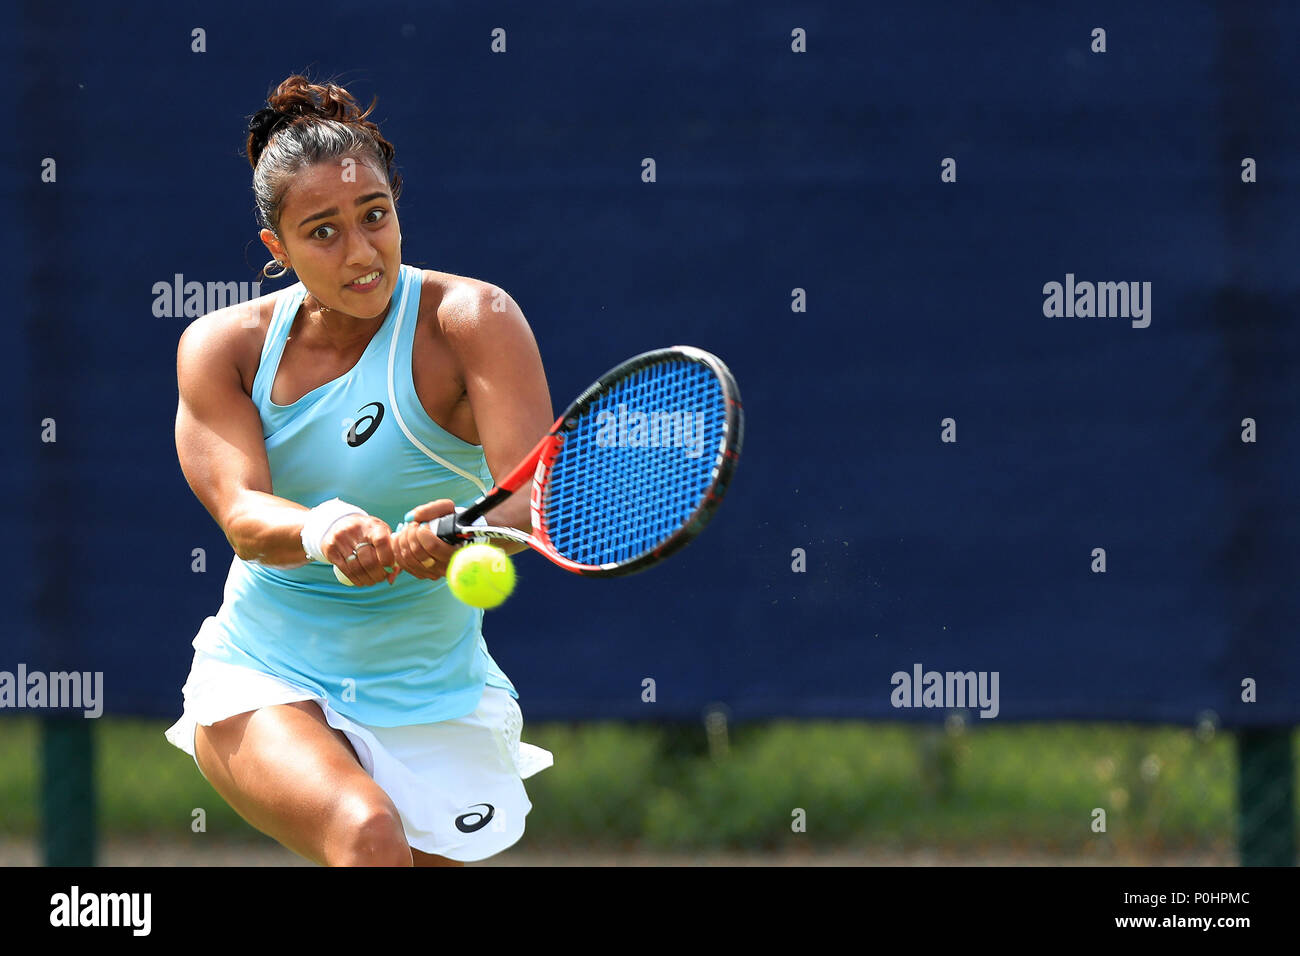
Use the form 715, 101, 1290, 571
197, 264, 518, 726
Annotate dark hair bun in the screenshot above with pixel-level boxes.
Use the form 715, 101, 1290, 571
245, 74, 392, 171
246, 107, 291, 166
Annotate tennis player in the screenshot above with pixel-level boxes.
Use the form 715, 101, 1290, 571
165, 75, 554, 866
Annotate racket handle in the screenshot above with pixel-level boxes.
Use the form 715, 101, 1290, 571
433, 508, 490, 544
391, 507, 490, 543
434, 511, 463, 544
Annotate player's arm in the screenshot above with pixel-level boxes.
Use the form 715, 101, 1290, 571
446, 283, 554, 553
175, 311, 395, 579
402, 282, 553, 561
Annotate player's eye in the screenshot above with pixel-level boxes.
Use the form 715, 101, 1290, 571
364, 208, 386, 224
311, 224, 337, 241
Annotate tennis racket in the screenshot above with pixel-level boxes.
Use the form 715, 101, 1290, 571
401, 345, 743, 577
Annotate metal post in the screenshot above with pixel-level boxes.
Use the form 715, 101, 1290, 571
41, 717, 96, 866
1237, 727, 1296, 866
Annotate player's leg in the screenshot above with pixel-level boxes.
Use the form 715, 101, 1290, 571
194, 700, 414, 866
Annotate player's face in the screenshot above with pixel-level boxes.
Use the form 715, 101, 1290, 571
263, 157, 401, 320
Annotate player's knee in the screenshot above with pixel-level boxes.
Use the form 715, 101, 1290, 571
328, 799, 411, 867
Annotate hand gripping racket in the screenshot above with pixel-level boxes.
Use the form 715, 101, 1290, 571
401, 345, 743, 577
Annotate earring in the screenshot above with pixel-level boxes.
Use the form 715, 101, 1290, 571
262, 258, 290, 279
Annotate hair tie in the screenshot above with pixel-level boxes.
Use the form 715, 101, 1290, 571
248, 107, 293, 157
245, 107, 301, 165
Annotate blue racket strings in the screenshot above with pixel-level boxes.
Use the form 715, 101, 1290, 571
544, 359, 728, 568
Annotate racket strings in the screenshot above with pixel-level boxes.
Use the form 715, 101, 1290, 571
544, 359, 728, 567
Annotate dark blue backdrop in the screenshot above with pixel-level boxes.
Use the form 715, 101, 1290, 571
8, 1, 1298, 725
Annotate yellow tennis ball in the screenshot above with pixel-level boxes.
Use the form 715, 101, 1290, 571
445, 543, 516, 609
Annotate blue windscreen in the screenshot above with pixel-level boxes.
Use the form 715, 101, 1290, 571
8, 3, 1299, 726
542, 357, 731, 568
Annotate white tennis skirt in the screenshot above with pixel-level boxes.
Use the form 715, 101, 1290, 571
164, 647, 554, 863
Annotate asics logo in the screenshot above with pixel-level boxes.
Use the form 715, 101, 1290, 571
454, 804, 495, 833
346, 402, 385, 446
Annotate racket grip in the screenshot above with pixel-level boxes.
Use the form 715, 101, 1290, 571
434, 512, 463, 544
433, 508, 488, 543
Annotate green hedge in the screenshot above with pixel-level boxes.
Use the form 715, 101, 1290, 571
1, 717, 1294, 858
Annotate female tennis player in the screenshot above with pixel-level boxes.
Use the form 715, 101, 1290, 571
164, 74, 554, 866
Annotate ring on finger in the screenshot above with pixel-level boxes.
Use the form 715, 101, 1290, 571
421, 556, 437, 568
352, 540, 375, 556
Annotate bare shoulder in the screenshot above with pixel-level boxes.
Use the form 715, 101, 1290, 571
417, 268, 522, 336
176, 287, 292, 395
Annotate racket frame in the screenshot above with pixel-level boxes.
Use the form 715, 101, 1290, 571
426, 345, 743, 577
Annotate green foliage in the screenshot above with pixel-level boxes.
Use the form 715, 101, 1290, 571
524, 720, 1249, 855
94, 718, 254, 839
518, 723, 663, 842
0, 716, 1292, 861
0, 718, 38, 832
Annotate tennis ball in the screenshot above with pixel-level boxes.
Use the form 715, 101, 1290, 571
445, 543, 516, 609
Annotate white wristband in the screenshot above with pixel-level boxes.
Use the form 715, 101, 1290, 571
301, 498, 367, 563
